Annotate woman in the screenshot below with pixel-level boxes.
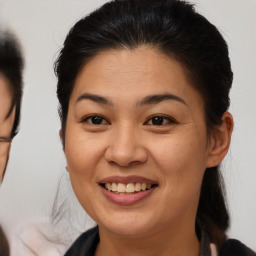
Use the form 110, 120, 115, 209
0, 31, 23, 183
55, 0, 256, 255
0, 30, 69, 256
0, 30, 23, 256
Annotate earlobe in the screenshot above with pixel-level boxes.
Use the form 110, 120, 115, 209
206, 112, 234, 168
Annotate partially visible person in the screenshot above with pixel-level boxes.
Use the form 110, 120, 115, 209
0, 30, 23, 256
0, 31, 23, 183
8, 219, 71, 256
0, 29, 70, 256
0, 30, 70, 256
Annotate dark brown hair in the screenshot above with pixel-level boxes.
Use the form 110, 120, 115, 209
0, 31, 23, 138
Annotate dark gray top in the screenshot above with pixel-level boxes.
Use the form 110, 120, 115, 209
64, 226, 255, 256
0, 225, 9, 256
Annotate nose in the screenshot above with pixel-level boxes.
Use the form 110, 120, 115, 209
104, 125, 148, 167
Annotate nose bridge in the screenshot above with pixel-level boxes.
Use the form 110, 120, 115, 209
115, 122, 136, 151
105, 122, 147, 166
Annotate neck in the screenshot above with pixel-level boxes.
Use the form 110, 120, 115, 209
95, 221, 200, 256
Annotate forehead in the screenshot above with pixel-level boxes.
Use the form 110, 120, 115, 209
71, 47, 203, 107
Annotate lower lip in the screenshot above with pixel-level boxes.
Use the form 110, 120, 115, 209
100, 186, 157, 205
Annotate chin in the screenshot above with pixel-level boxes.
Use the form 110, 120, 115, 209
103, 224, 151, 237
96, 213, 158, 238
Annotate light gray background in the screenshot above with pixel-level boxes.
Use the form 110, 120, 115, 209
0, 0, 255, 250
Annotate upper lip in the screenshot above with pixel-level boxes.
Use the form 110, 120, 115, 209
98, 175, 158, 185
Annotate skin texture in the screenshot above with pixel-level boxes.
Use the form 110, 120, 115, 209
63, 46, 233, 256
0, 74, 15, 182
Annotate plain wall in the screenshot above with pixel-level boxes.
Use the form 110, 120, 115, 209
0, 0, 255, 250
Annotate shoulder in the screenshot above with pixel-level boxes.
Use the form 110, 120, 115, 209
219, 239, 256, 256
7, 221, 69, 256
64, 227, 99, 256
0, 225, 9, 256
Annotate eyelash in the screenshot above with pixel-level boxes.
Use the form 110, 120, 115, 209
144, 115, 178, 126
81, 114, 177, 126
81, 115, 109, 125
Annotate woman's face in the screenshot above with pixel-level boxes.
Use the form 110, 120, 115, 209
64, 47, 216, 237
0, 74, 15, 182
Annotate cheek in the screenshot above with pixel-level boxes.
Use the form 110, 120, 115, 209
64, 127, 109, 204
152, 136, 207, 217
0, 153, 9, 180
64, 132, 100, 210
65, 134, 101, 175
151, 129, 208, 192
0, 112, 15, 137
154, 132, 207, 168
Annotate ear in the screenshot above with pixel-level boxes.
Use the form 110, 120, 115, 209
206, 112, 233, 168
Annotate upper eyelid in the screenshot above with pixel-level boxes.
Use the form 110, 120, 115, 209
145, 114, 177, 123
81, 114, 109, 123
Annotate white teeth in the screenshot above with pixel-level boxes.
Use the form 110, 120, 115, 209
106, 183, 111, 190
126, 183, 135, 193
111, 183, 117, 192
117, 183, 126, 193
104, 182, 154, 193
135, 183, 142, 191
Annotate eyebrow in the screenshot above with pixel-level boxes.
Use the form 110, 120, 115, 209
75, 93, 187, 107
137, 93, 187, 106
75, 93, 113, 106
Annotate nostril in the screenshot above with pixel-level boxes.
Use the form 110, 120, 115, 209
107, 159, 144, 168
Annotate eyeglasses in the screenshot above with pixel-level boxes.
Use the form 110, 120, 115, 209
0, 137, 12, 143
0, 137, 12, 181
0, 137, 12, 159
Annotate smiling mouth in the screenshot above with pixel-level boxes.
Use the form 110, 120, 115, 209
100, 182, 158, 194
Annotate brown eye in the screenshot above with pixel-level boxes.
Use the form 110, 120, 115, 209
145, 115, 177, 126
151, 116, 164, 126
83, 115, 108, 125
91, 116, 104, 125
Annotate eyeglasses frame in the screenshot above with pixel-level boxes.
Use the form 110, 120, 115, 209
0, 137, 12, 143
